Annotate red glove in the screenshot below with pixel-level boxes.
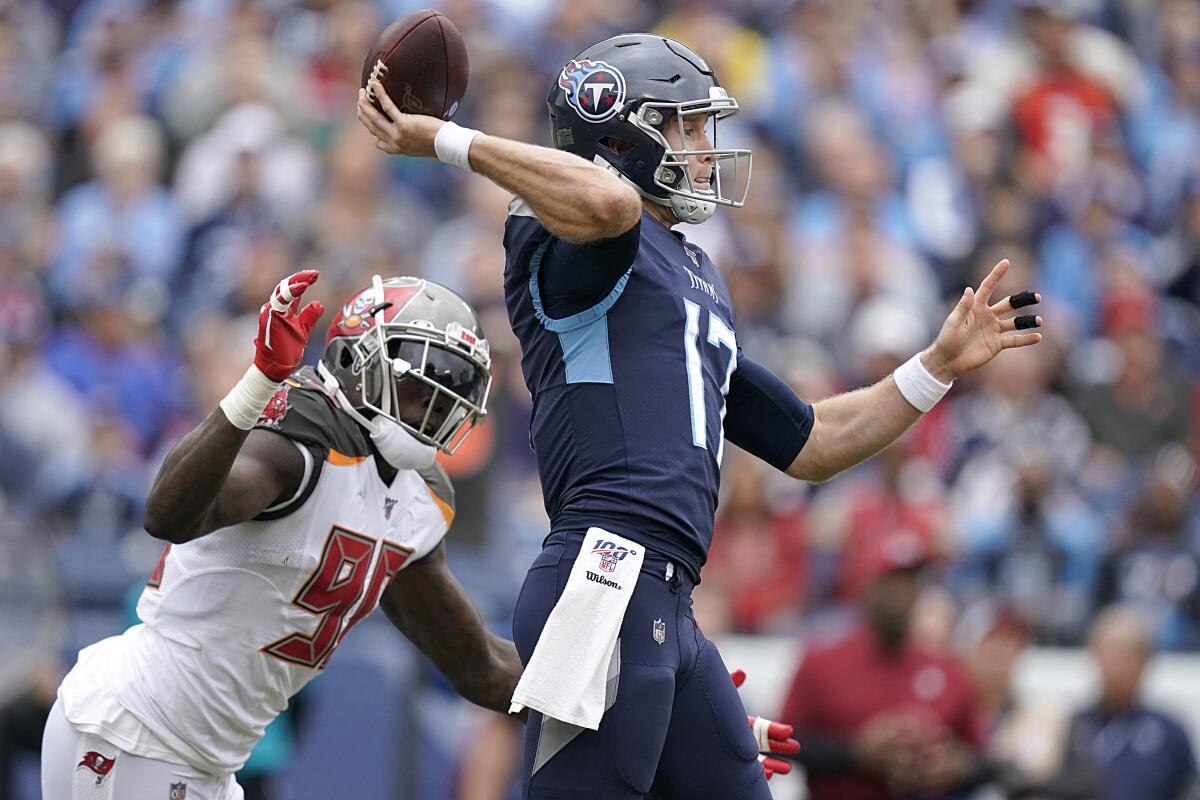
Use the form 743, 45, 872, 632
730, 669, 801, 780
254, 270, 324, 382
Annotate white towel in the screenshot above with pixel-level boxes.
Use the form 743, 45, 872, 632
510, 527, 645, 730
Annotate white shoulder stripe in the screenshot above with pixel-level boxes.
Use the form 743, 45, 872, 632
508, 196, 537, 219
261, 440, 314, 513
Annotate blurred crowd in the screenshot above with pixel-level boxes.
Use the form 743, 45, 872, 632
1, 0, 1200, 796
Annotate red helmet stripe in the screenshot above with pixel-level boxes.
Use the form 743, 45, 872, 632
325, 280, 425, 345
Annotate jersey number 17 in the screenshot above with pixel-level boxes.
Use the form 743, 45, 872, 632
683, 299, 736, 461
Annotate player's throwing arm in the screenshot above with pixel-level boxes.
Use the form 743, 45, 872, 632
356, 87, 641, 243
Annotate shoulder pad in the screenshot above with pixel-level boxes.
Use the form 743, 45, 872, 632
415, 461, 455, 516
252, 366, 370, 460
508, 196, 537, 218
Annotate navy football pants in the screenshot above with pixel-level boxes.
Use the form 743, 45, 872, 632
512, 531, 771, 800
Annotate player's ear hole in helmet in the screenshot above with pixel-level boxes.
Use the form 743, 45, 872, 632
318, 276, 492, 454
547, 33, 752, 225
598, 136, 635, 156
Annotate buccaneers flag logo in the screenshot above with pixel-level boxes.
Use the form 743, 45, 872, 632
256, 384, 291, 428
77, 751, 116, 785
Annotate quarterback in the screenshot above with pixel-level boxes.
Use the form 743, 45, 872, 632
357, 32, 1043, 800
41, 272, 522, 799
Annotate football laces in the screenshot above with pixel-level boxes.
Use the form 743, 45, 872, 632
366, 60, 389, 101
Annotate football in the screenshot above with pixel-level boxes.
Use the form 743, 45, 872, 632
361, 9, 468, 120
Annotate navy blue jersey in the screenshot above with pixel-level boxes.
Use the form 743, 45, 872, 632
504, 203, 812, 579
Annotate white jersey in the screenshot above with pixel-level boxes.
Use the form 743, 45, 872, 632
58, 369, 455, 776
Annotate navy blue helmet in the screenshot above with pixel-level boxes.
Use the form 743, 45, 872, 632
547, 34, 752, 224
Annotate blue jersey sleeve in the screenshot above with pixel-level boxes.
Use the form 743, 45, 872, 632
539, 222, 641, 318
503, 207, 640, 319
724, 356, 814, 472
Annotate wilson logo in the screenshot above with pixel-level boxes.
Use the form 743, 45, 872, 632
586, 570, 621, 590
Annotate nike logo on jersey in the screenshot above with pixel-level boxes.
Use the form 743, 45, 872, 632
683, 267, 719, 305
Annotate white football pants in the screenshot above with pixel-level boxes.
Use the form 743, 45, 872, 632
41, 699, 244, 800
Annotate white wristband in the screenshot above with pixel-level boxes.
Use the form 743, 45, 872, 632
893, 353, 952, 413
219, 365, 283, 430
434, 121, 481, 171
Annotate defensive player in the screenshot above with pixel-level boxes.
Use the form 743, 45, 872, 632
42, 271, 522, 799
356, 33, 1042, 800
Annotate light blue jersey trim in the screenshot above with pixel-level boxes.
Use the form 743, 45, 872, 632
528, 239, 632, 333
558, 320, 614, 383
527, 238, 632, 385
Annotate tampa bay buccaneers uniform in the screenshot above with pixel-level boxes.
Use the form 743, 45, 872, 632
42, 274, 502, 800
56, 368, 455, 778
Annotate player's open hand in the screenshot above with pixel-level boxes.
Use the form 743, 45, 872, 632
255, 271, 324, 382
356, 82, 443, 158
730, 669, 800, 780
923, 259, 1042, 382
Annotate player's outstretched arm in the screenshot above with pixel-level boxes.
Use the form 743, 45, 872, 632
143, 419, 305, 544
143, 272, 324, 543
380, 542, 522, 715
356, 83, 640, 244
787, 259, 1041, 482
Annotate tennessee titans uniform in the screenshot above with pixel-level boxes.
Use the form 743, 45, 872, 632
505, 203, 741, 581
504, 201, 813, 799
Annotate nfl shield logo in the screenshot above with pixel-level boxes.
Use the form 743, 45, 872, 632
653, 618, 666, 645
169, 782, 187, 800
599, 551, 619, 572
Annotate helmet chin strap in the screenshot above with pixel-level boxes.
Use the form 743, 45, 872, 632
668, 192, 716, 224
317, 360, 379, 434
644, 186, 716, 225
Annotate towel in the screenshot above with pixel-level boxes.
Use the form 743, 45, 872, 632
510, 527, 645, 730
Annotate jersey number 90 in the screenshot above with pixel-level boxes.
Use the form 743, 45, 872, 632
262, 526, 413, 669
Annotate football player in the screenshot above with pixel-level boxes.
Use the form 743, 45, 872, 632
41, 272, 522, 799
356, 33, 1042, 800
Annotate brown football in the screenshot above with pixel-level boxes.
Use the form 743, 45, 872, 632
361, 10, 468, 120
